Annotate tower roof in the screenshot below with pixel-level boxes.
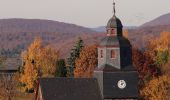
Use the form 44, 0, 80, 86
99, 36, 131, 47
106, 16, 123, 28
106, 0, 123, 28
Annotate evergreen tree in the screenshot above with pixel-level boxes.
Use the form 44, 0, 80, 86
67, 37, 84, 77
55, 59, 67, 77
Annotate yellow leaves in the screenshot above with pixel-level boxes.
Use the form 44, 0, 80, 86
141, 75, 170, 100
74, 44, 97, 78
20, 61, 38, 91
149, 31, 170, 52
27, 37, 42, 62
147, 32, 170, 67
39, 45, 59, 76
20, 37, 59, 92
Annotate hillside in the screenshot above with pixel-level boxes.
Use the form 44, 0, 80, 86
1, 13, 170, 58
0, 18, 101, 58
0, 18, 95, 33
129, 13, 170, 48
141, 13, 170, 27
92, 26, 137, 32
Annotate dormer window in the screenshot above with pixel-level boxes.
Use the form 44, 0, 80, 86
111, 50, 116, 58
100, 50, 103, 58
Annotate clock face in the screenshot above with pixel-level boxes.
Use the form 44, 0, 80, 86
117, 80, 126, 89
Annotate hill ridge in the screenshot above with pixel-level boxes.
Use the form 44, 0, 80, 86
141, 13, 170, 27
0, 18, 95, 33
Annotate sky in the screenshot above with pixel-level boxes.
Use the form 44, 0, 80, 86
0, 0, 169, 28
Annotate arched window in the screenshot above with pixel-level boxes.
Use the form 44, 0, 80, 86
100, 50, 103, 58
111, 50, 116, 58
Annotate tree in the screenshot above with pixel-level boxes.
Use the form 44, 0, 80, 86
162, 61, 170, 76
74, 44, 97, 78
154, 49, 169, 67
55, 59, 67, 77
38, 45, 59, 76
123, 29, 129, 39
20, 37, 59, 92
132, 47, 159, 81
141, 75, 170, 100
20, 61, 38, 92
132, 47, 145, 78
0, 74, 16, 100
147, 32, 170, 67
139, 32, 170, 99
67, 37, 84, 77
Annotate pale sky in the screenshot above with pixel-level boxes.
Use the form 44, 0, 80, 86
0, 0, 169, 27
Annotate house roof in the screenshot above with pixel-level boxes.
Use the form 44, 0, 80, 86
38, 78, 103, 100
0, 57, 20, 73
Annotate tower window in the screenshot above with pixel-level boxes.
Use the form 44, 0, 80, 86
111, 29, 115, 34
100, 50, 103, 58
111, 50, 116, 58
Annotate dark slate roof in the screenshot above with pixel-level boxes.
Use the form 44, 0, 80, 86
96, 64, 135, 72
106, 16, 123, 28
39, 78, 103, 100
99, 36, 131, 47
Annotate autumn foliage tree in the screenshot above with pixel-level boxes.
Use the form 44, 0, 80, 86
132, 47, 159, 81
140, 32, 170, 99
0, 74, 16, 100
147, 32, 170, 67
20, 37, 59, 92
74, 44, 97, 78
141, 75, 170, 100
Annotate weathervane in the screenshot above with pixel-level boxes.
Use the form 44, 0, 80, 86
113, 0, 116, 15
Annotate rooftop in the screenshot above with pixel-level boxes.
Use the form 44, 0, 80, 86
38, 78, 103, 100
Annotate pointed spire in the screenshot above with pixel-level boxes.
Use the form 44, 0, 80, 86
113, 0, 116, 16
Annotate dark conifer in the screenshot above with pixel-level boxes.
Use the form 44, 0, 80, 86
67, 37, 84, 77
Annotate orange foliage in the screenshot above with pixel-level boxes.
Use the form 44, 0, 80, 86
20, 37, 59, 92
74, 45, 97, 78
141, 75, 170, 100
147, 31, 170, 59
162, 61, 170, 76
38, 45, 59, 76
123, 29, 129, 39
132, 47, 158, 80
20, 61, 38, 91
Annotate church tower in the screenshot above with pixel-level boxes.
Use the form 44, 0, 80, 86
94, 1, 139, 99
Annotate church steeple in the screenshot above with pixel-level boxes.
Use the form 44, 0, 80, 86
94, 1, 139, 99
106, 0, 123, 36
98, 1, 132, 70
